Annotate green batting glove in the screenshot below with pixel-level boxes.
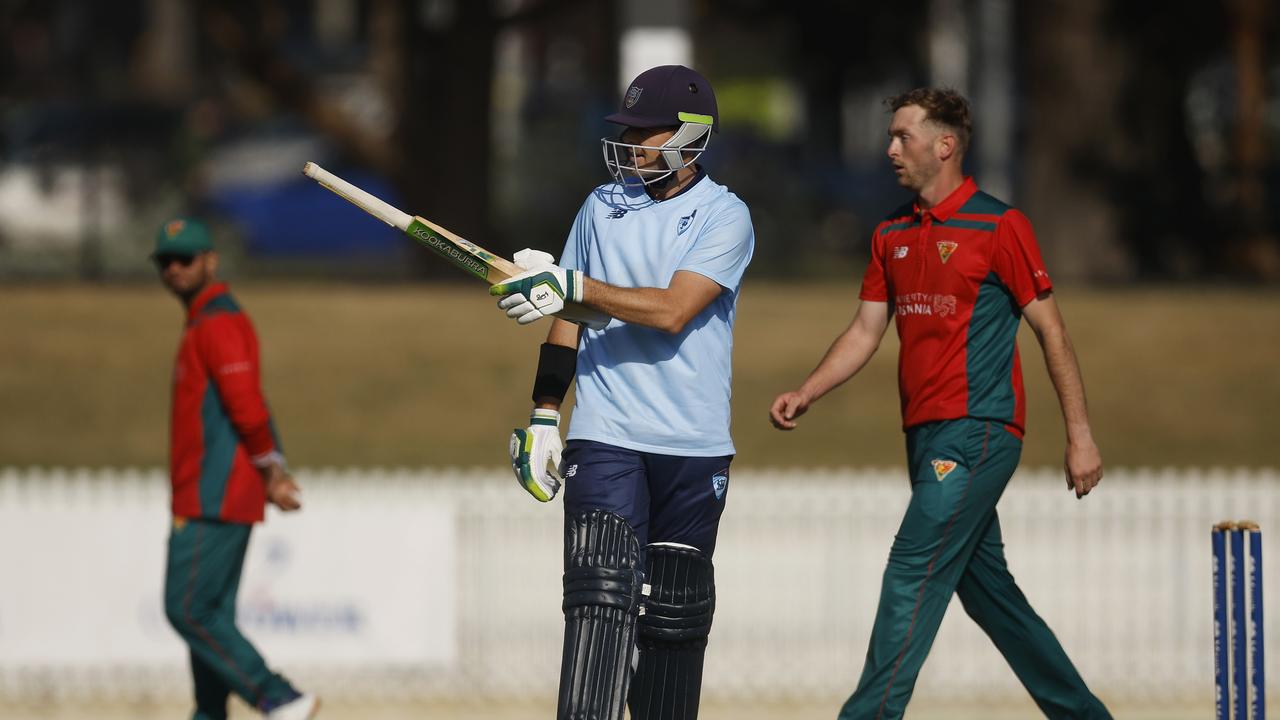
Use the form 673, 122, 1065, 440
491, 264, 584, 325
507, 408, 564, 502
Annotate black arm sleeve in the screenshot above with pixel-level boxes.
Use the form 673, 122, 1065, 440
532, 342, 577, 404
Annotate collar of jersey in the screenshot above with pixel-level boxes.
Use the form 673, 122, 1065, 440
914, 176, 978, 223
650, 165, 708, 203
187, 281, 230, 322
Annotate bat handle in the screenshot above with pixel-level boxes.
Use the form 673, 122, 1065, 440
303, 162, 413, 231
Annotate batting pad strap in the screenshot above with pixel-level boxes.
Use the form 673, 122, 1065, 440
563, 567, 642, 610
532, 342, 577, 404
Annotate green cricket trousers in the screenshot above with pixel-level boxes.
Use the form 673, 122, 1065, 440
838, 418, 1111, 720
164, 517, 297, 720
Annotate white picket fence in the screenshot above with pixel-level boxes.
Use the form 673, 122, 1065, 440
0, 466, 1276, 706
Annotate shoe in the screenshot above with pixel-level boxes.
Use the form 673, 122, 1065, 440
263, 693, 320, 719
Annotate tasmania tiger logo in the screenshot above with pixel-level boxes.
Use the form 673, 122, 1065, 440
931, 294, 957, 317
936, 241, 958, 263
931, 459, 958, 481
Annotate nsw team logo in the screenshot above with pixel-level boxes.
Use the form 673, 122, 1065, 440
165, 219, 186, 238
677, 209, 697, 235
936, 241, 958, 264
625, 85, 644, 108
711, 469, 729, 500
931, 459, 958, 482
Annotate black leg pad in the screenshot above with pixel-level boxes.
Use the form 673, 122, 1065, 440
557, 509, 645, 720
628, 542, 715, 720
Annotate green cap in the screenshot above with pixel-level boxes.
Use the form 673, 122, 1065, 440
152, 218, 213, 258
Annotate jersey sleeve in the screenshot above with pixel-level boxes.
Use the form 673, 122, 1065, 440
676, 200, 754, 291
196, 313, 279, 461
992, 209, 1053, 306
558, 197, 593, 273
858, 227, 889, 302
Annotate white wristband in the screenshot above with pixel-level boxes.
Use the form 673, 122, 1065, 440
252, 450, 287, 470
531, 408, 560, 427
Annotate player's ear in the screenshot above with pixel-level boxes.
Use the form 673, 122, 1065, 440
203, 251, 219, 276
937, 133, 958, 162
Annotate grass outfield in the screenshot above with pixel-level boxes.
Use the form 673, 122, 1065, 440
0, 698, 1222, 720
2, 282, 1277, 469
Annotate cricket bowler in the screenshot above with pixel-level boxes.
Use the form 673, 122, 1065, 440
770, 89, 1112, 720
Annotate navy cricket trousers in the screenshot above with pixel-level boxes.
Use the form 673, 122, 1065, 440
561, 439, 733, 558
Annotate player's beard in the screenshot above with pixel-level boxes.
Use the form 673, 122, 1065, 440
625, 151, 666, 181
164, 263, 213, 304
897, 159, 939, 194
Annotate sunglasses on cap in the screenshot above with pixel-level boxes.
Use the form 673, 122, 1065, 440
154, 253, 199, 269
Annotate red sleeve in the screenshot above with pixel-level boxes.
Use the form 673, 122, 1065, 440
991, 209, 1053, 307
196, 313, 277, 458
858, 227, 889, 302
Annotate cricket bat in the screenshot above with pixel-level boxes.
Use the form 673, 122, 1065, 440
303, 162, 609, 328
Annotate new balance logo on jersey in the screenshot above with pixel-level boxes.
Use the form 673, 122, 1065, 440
892, 245, 909, 259
677, 209, 698, 235
606, 208, 628, 219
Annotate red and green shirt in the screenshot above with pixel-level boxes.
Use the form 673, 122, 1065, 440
859, 177, 1053, 437
170, 283, 280, 523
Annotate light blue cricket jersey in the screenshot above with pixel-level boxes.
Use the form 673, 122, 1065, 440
559, 172, 755, 456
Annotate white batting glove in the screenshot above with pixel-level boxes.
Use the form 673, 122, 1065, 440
490, 263, 584, 325
508, 408, 564, 502
513, 248, 557, 270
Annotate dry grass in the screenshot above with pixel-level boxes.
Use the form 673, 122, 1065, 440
0, 697, 1220, 719
1, 282, 1277, 469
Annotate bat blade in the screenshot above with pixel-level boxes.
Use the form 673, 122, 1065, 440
404, 216, 521, 283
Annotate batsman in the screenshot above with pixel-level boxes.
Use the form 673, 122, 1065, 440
490, 65, 754, 719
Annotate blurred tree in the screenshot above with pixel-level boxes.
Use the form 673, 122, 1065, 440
1104, 1, 1230, 279
1223, 0, 1277, 278
193, 0, 604, 272
1018, 0, 1134, 281
698, 0, 927, 277
0, 0, 180, 279
1022, 0, 1276, 281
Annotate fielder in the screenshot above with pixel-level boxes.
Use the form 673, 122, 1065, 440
153, 218, 319, 720
770, 89, 1113, 719
489, 65, 754, 719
